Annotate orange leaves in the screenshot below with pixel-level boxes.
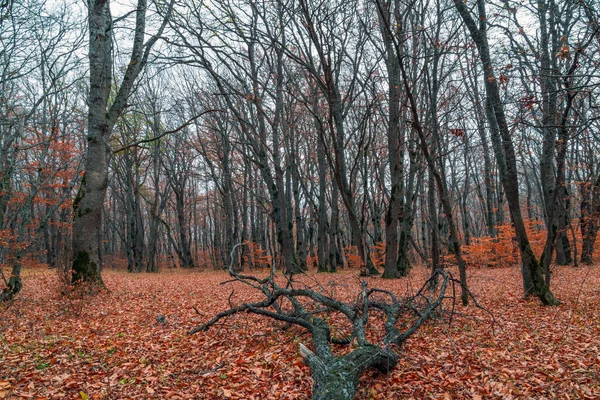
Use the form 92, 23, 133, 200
306, 254, 318, 269
3, 266, 600, 399
462, 220, 545, 268
243, 241, 271, 269
343, 245, 364, 269
345, 243, 392, 270
0, 229, 15, 248
485, 73, 510, 88
371, 241, 386, 269
0, 381, 10, 399
195, 249, 217, 269
556, 44, 571, 60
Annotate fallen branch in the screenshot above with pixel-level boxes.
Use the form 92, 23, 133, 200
190, 244, 464, 400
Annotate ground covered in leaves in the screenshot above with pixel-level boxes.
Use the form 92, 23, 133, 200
1, 264, 599, 399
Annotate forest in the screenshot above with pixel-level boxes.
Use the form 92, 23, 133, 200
1, 0, 600, 398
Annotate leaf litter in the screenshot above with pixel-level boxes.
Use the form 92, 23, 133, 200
0, 264, 599, 399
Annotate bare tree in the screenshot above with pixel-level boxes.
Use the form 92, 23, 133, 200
71, 0, 172, 283
452, 0, 560, 305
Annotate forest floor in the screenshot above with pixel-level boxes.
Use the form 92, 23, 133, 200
1, 264, 599, 399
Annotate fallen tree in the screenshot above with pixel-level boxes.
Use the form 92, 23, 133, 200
189, 245, 469, 399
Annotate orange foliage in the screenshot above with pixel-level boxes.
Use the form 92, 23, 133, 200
0, 230, 15, 248
463, 219, 600, 268
463, 220, 546, 268
195, 249, 216, 269
103, 255, 128, 270
243, 241, 271, 269
343, 245, 364, 269
0, 125, 79, 265
371, 241, 386, 270
570, 220, 600, 261
306, 254, 318, 269
21, 254, 49, 270
343, 242, 386, 271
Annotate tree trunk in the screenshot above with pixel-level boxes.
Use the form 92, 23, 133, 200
0, 254, 23, 302
315, 92, 330, 273
473, 79, 496, 237
580, 174, 600, 264
554, 185, 572, 265
378, 0, 404, 279
72, 0, 170, 283
453, 0, 559, 305
133, 167, 146, 272
72, 135, 109, 283
175, 190, 194, 268
329, 183, 341, 272
146, 134, 167, 272
71, 0, 113, 283
398, 140, 418, 276
304, 345, 398, 400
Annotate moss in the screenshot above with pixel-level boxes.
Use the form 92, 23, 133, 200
72, 250, 98, 283
312, 369, 357, 400
317, 264, 330, 273
311, 347, 398, 400
397, 256, 412, 277
0, 275, 22, 302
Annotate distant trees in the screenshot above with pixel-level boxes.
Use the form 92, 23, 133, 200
1, 0, 599, 305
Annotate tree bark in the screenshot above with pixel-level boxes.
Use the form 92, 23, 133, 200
72, 0, 171, 283
314, 89, 331, 273
303, 345, 398, 400
377, 0, 405, 279
453, 0, 559, 305
580, 174, 600, 264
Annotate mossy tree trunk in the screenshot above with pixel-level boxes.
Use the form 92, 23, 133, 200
0, 255, 22, 302
302, 344, 398, 400
72, 0, 172, 284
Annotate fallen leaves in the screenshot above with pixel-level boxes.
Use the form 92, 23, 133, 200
0, 381, 10, 400
1, 265, 600, 399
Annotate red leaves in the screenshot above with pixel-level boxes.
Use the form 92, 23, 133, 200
449, 128, 465, 138
520, 95, 536, 111
499, 72, 510, 86
556, 44, 571, 60
2, 265, 600, 399
462, 220, 547, 268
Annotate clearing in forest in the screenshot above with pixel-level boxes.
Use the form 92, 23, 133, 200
1, 265, 599, 399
